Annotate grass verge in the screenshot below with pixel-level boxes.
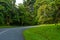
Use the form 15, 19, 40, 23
0, 26, 16, 28
23, 24, 60, 40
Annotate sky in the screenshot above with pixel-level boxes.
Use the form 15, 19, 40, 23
16, 0, 23, 5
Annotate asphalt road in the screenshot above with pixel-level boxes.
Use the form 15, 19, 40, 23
0, 26, 37, 40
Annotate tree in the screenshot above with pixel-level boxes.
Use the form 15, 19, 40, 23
0, 0, 16, 25
34, 0, 60, 24
23, 0, 37, 25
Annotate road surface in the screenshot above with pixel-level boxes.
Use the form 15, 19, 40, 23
0, 26, 37, 40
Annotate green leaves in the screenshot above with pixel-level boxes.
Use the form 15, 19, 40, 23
34, 0, 60, 24
0, 0, 60, 26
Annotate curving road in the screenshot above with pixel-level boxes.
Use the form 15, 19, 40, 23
0, 26, 37, 40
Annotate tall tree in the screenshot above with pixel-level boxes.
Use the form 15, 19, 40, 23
0, 0, 16, 25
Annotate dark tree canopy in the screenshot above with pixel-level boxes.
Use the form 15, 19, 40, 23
0, 0, 60, 26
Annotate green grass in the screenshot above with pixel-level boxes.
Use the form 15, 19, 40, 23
23, 24, 60, 40
0, 26, 16, 28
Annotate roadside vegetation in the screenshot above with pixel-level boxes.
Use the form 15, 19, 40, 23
0, 26, 16, 28
0, 0, 60, 26
23, 24, 60, 40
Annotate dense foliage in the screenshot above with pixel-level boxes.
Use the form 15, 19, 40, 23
0, 0, 60, 26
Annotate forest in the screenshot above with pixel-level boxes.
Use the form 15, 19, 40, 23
0, 0, 60, 26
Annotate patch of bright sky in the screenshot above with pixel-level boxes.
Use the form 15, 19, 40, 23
16, 0, 23, 5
